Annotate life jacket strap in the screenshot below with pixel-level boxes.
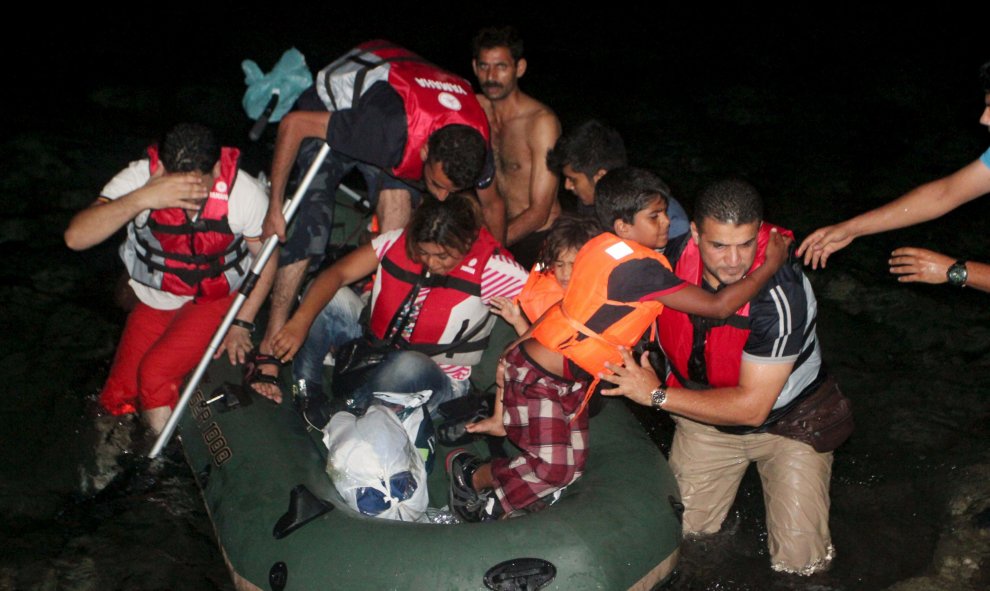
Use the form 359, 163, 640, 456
555, 305, 622, 423
147, 217, 232, 235
135, 237, 247, 286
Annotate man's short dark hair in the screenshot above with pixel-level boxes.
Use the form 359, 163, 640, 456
980, 60, 990, 93
472, 26, 524, 61
594, 167, 673, 230
538, 214, 603, 269
547, 119, 627, 176
159, 123, 220, 174
694, 179, 764, 228
427, 125, 487, 189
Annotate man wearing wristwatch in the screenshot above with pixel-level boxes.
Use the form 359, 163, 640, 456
601, 179, 846, 575
64, 124, 274, 434
798, 60, 990, 293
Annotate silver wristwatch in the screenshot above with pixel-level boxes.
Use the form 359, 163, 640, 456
650, 385, 667, 410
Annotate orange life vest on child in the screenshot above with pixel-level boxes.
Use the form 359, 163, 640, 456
530, 233, 672, 417
517, 268, 564, 323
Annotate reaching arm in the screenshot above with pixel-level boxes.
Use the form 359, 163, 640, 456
489, 295, 530, 335
889, 247, 990, 293
263, 110, 331, 241
268, 242, 379, 361
656, 229, 790, 319
215, 238, 279, 364
505, 115, 561, 245
798, 159, 990, 269
600, 347, 792, 427
64, 169, 208, 251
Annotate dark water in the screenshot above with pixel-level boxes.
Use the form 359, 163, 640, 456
2, 8, 989, 591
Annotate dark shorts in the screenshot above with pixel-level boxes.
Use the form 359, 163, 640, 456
280, 138, 422, 267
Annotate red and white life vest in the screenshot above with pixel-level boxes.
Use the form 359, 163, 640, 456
121, 146, 249, 302
368, 228, 501, 366
315, 40, 490, 180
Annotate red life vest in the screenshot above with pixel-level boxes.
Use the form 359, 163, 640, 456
368, 228, 501, 366
517, 268, 564, 323
123, 146, 249, 302
658, 223, 793, 388
315, 40, 491, 181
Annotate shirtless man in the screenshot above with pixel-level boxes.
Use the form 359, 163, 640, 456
472, 26, 561, 268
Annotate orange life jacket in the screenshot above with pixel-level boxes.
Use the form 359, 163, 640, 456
530, 233, 672, 417
517, 268, 564, 323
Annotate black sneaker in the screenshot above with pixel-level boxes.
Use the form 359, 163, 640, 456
447, 450, 498, 522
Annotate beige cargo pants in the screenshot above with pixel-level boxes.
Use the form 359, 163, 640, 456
669, 416, 835, 575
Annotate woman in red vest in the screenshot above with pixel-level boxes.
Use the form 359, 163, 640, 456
265, 193, 528, 422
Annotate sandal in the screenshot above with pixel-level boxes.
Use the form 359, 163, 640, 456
243, 352, 284, 399
446, 449, 500, 523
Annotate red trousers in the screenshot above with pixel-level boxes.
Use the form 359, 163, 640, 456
99, 294, 234, 415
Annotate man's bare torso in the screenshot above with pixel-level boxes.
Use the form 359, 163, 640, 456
479, 94, 561, 232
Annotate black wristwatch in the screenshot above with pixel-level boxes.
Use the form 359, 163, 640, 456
946, 260, 968, 287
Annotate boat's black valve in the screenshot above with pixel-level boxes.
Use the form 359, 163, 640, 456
484, 557, 556, 591
268, 561, 287, 591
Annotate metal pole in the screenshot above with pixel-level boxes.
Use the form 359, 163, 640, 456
149, 143, 332, 458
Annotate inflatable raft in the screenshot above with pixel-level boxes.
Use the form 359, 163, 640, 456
180, 318, 682, 590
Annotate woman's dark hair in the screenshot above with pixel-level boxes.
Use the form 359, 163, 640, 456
537, 214, 602, 270
406, 192, 481, 258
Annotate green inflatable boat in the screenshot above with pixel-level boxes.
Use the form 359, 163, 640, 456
180, 309, 681, 590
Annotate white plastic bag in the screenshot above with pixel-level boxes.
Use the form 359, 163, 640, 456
324, 405, 428, 522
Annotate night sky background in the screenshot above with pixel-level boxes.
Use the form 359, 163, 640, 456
13, 6, 989, 244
